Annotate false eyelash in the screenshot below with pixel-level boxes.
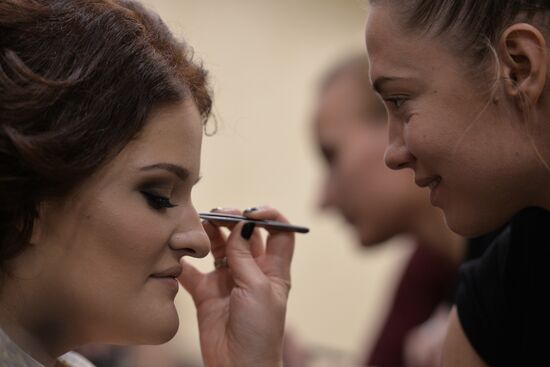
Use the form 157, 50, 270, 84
141, 191, 177, 210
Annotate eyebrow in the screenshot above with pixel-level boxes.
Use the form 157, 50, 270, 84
372, 76, 416, 94
372, 76, 400, 94
140, 163, 191, 182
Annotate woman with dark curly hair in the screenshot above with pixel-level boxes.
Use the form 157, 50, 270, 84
0, 1, 295, 366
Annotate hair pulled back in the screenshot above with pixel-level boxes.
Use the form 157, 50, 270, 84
371, 0, 550, 68
0, 0, 212, 270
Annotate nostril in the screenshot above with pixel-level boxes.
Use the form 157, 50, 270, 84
184, 248, 196, 255
385, 158, 399, 170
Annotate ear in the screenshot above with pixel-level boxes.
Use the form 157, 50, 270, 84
498, 23, 547, 106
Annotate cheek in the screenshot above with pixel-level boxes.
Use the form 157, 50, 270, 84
405, 115, 458, 168
62, 198, 169, 298
52, 198, 177, 340
101, 203, 161, 253
409, 92, 510, 167
404, 96, 476, 155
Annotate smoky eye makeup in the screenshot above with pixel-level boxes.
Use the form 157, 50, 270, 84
140, 191, 178, 210
138, 179, 178, 211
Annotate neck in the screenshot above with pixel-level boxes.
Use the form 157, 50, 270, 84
0, 281, 75, 367
0, 324, 58, 367
529, 115, 550, 211
535, 170, 550, 212
410, 207, 465, 267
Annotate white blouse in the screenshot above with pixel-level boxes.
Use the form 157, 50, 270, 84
0, 329, 95, 367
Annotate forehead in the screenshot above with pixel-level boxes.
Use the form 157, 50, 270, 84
365, 4, 458, 88
62, 99, 203, 205
114, 100, 203, 175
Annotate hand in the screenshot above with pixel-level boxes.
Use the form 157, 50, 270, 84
178, 206, 295, 367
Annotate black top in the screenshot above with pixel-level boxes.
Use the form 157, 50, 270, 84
456, 207, 550, 366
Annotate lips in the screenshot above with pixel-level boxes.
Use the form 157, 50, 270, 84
415, 176, 441, 190
151, 265, 182, 279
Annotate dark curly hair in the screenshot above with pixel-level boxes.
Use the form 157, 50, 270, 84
0, 0, 212, 271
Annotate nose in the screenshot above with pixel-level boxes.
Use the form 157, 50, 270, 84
169, 207, 210, 259
384, 121, 415, 170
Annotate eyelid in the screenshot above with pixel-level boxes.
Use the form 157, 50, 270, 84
141, 191, 178, 209
139, 176, 175, 189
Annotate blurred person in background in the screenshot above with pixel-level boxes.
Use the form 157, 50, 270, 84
284, 55, 465, 367
315, 55, 464, 367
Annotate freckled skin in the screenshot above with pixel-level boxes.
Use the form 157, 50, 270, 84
366, 4, 550, 237
366, 4, 550, 367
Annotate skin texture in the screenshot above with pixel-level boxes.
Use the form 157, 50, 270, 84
0, 100, 295, 367
365, 3, 550, 367
366, 4, 550, 238
315, 69, 463, 262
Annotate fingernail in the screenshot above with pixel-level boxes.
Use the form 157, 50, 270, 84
243, 207, 258, 213
241, 222, 256, 240
211, 207, 223, 212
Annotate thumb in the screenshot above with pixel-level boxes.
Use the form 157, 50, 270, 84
178, 258, 205, 304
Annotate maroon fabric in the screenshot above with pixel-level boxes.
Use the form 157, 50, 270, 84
365, 244, 457, 367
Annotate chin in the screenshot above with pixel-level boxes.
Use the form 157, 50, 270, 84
443, 205, 513, 238
150, 318, 180, 344
149, 307, 180, 344
126, 303, 180, 345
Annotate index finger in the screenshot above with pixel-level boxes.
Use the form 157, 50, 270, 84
244, 206, 295, 280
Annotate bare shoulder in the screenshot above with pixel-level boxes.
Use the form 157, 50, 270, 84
442, 307, 488, 367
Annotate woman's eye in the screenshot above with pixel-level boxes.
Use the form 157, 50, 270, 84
141, 191, 177, 210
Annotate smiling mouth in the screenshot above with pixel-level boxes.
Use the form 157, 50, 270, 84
415, 176, 442, 190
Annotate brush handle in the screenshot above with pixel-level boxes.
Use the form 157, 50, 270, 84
199, 213, 309, 234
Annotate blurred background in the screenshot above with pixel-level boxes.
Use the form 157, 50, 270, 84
112, 0, 412, 365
